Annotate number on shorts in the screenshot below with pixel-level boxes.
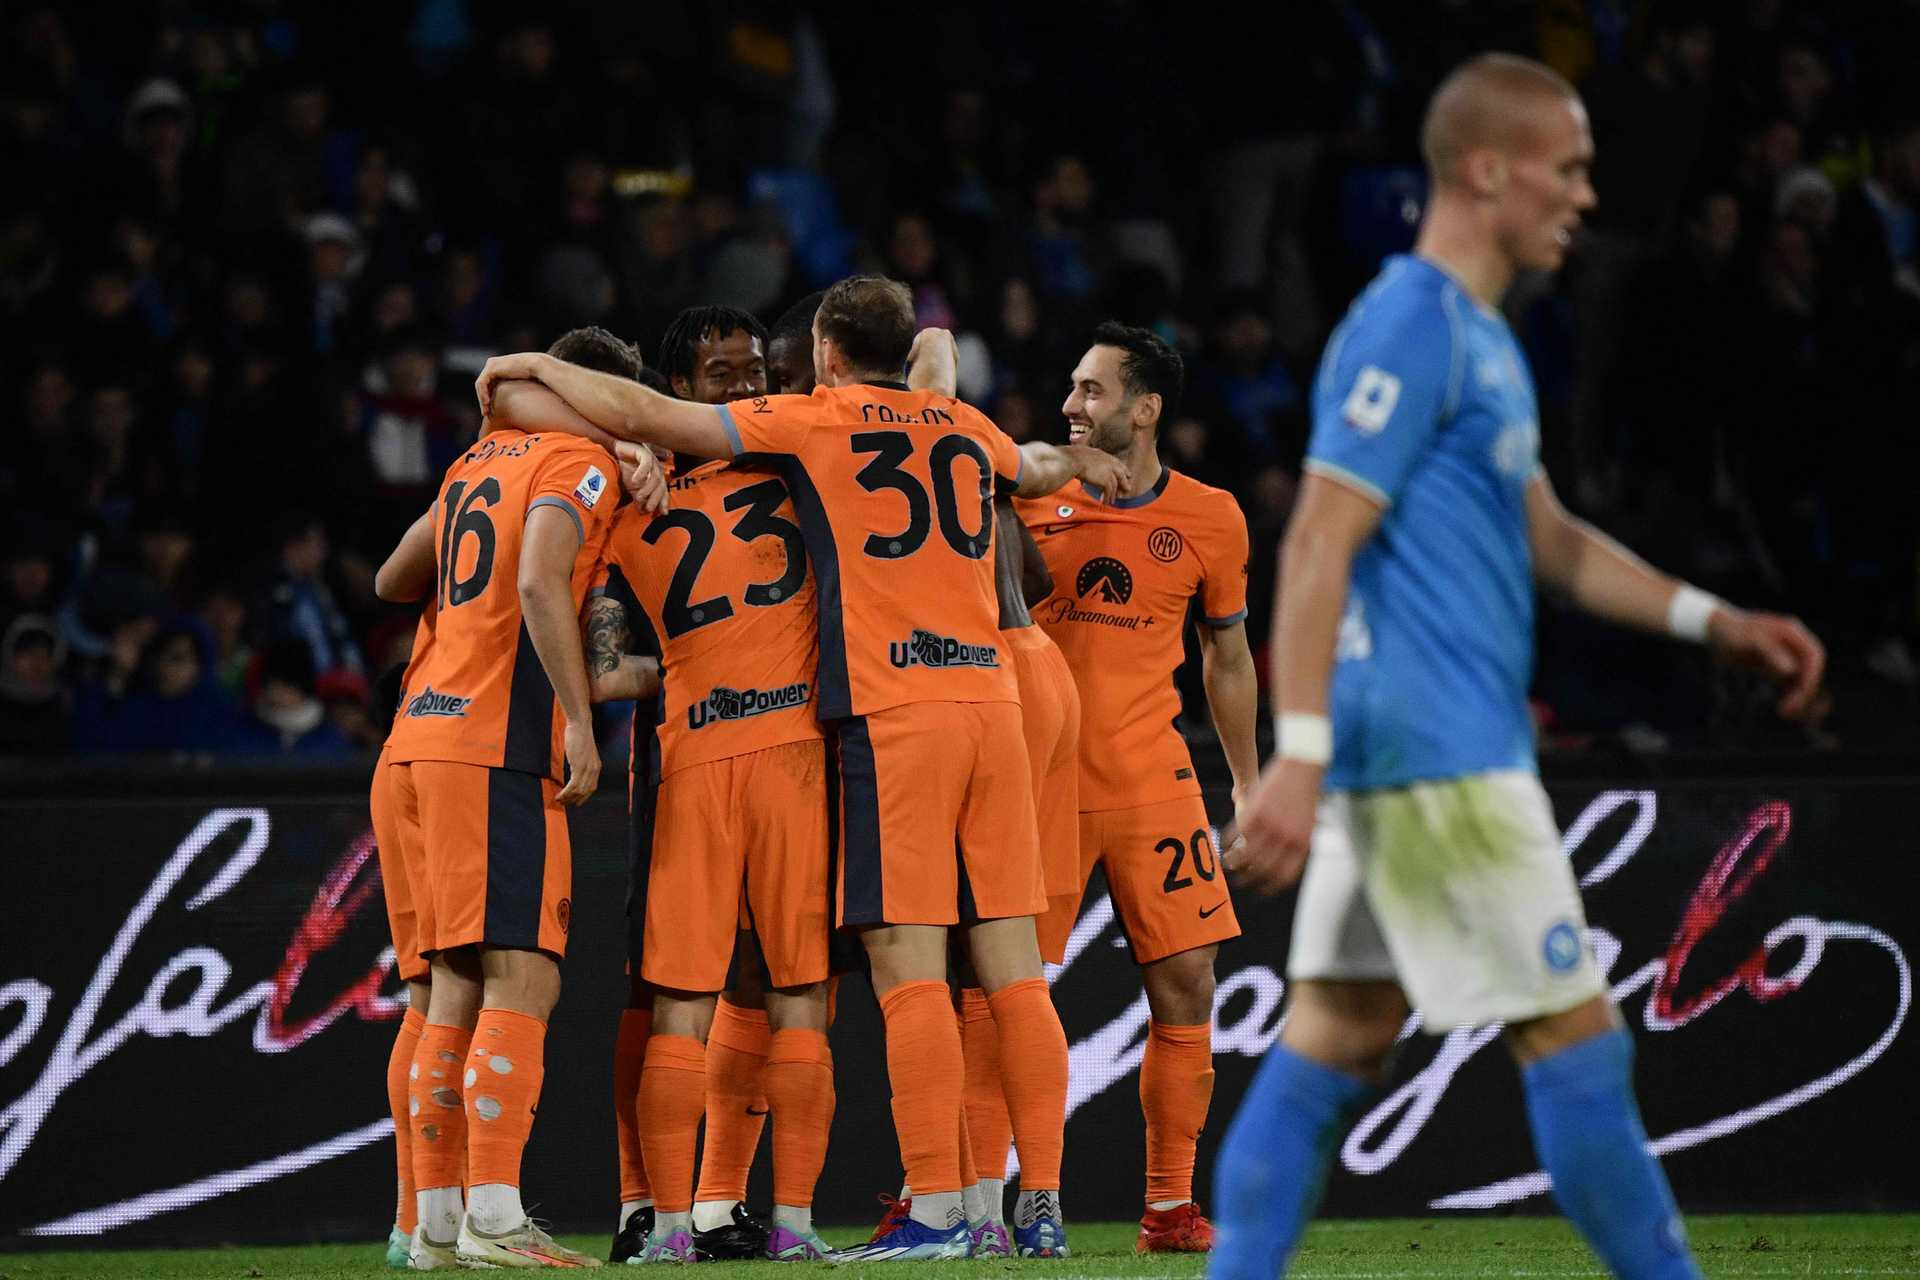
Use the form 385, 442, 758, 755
1158, 827, 1217, 893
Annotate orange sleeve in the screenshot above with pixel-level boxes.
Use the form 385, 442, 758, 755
718, 392, 822, 459
588, 507, 645, 596
528, 440, 621, 547
1198, 497, 1251, 628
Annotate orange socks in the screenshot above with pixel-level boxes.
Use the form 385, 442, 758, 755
695, 999, 770, 1205
765, 1028, 834, 1208
388, 1008, 426, 1234
1141, 1019, 1215, 1206
988, 978, 1068, 1191
879, 980, 965, 1196
614, 1008, 653, 1207
409, 1021, 472, 1193
464, 1009, 547, 1191
639, 1034, 708, 1213
959, 988, 1013, 1185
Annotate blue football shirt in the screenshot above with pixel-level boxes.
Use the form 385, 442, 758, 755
1305, 255, 1542, 790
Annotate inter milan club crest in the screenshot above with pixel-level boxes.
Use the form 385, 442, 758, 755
1148, 527, 1184, 563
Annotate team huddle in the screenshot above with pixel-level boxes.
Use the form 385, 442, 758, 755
365, 49, 1832, 1280
366, 275, 1259, 1268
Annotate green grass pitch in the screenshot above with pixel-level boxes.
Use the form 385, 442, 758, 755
3, 1216, 1915, 1279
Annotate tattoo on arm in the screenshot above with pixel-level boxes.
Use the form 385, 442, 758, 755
584, 596, 630, 677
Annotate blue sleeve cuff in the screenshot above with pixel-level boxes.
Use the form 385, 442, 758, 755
526, 495, 585, 545
1202, 608, 1248, 628
1302, 458, 1390, 508
715, 403, 743, 457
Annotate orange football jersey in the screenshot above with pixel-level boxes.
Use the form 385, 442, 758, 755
1016, 467, 1249, 809
385, 430, 620, 779
598, 459, 821, 779
718, 382, 1023, 717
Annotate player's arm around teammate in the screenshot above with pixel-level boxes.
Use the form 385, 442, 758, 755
477, 343, 1133, 502
582, 594, 660, 704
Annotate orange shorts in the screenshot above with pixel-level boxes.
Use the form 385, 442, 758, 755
1037, 795, 1240, 965
1006, 629, 1084, 964
393, 760, 574, 958
369, 750, 427, 982
634, 739, 832, 991
836, 700, 1042, 927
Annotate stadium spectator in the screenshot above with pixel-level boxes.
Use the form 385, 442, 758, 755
1, 1, 1913, 754
72, 619, 238, 754
0, 614, 69, 752
232, 638, 354, 757
260, 516, 363, 682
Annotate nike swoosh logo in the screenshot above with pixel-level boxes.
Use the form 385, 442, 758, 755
1199, 903, 1224, 919
746, 1105, 770, 1116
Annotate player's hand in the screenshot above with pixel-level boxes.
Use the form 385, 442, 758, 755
1064, 445, 1132, 498
1222, 758, 1321, 895
1707, 607, 1826, 721
555, 717, 601, 806
906, 327, 960, 392
474, 352, 549, 416
1220, 783, 1253, 865
615, 440, 669, 514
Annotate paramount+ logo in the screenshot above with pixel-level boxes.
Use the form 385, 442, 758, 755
889, 628, 1000, 670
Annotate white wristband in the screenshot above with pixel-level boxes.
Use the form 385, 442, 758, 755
1667, 585, 1724, 644
1275, 712, 1333, 766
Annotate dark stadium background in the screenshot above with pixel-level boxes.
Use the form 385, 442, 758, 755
2, 0, 1918, 1249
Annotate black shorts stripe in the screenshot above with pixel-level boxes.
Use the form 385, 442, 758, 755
501, 621, 556, 776
955, 838, 980, 923
484, 767, 547, 949
626, 700, 662, 970
835, 716, 885, 926
747, 453, 851, 720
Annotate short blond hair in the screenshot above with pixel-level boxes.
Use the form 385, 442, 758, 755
1421, 53, 1580, 186
816, 275, 916, 374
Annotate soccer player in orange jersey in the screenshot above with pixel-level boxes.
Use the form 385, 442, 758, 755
475, 276, 1130, 1260
578, 437, 837, 1263
490, 306, 782, 1262
378, 326, 639, 1270
1014, 322, 1261, 1253
368, 524, 437, 1268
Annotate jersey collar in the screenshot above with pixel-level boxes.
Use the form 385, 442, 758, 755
1083, 465, 1171, 509
863, 378, 912, 392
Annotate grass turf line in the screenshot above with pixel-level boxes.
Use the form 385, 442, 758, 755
2, 1216, 1915, 1279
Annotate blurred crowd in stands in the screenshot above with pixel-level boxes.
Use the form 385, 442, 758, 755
3, 0, 1917, 759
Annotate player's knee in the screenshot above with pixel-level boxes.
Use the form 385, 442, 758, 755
861, 924, 949, 996
1281, 979, 1407, 1080
765, 981, 831, 1032
1142, 945, 1217, 1024
965, 917, 1044, 992
1505, 994, 1619, 1064
479, 946, 562, 1020
653, 989, 718, 1042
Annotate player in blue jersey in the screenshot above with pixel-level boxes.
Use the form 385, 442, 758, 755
1214, 54, 1825, 1280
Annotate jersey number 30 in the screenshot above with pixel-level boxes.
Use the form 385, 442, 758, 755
851, 430, 993, 560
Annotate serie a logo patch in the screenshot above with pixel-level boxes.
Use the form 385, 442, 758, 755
574, 465, 607, 508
